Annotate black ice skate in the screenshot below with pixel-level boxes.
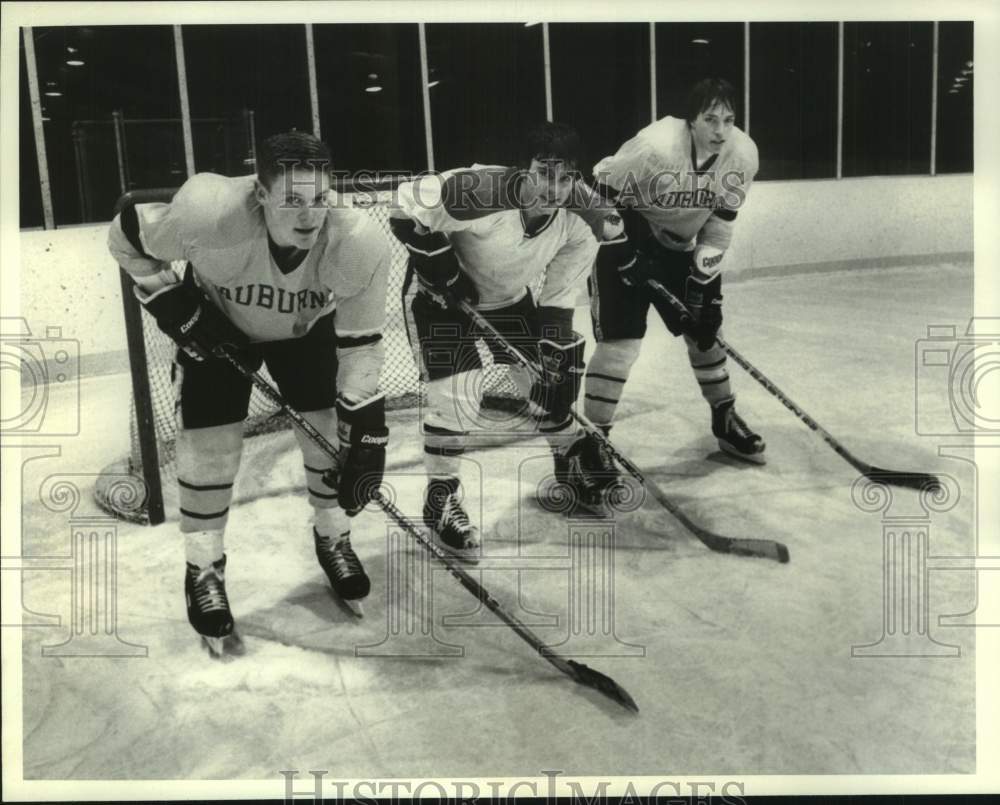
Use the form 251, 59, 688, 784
549, 433, 615, 517
314, 529, 371, 617
185, 555, 245, 659
711, 398, 766, 465
424, 477, 481, 565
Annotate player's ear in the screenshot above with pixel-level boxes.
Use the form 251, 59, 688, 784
253, 178, 270, 205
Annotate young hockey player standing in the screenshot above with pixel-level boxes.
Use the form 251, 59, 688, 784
390, 123, 605, 563
585, 78, 765, 469
108, 131, 391, 655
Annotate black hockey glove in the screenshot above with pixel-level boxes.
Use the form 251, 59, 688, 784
596, 212, 645, 290
529, 333, 586, 425
389, 216, 479, 309
682, 272, 723, 351
333, 394, 389, 516
143, 283, 248, 361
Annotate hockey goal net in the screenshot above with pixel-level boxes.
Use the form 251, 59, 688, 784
95, 180, 531, 524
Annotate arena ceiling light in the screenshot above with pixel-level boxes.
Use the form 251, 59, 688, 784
691, 38, 710, 45
365, 73, 382, 93
66, 59, 85, 66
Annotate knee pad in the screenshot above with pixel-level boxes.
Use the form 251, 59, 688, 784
294, 407, 339, 469
588, 339, 642, 378
685, 334, 726, 364
177, 422, 243, 484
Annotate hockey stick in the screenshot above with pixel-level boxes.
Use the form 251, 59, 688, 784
644, 278, 941, 493
456, 300, 790, 563
217, 351, 639, 714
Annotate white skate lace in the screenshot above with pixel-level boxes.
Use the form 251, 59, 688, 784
192, 566, 229, 613
442, 497, 472, 535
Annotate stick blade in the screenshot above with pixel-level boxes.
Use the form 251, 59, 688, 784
692, 526, 791, 563
565, 660, 639, 713
726, 537, 791, 563
865, 469, 942, 493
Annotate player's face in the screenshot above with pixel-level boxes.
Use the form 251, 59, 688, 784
256, 167, 332, 249
522, 158, 576, 210
690, 102, 735, 155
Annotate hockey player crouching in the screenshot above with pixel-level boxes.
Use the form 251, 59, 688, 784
108, 132, 391, 656
583, 77, 765, 468
389, 123, 607, 564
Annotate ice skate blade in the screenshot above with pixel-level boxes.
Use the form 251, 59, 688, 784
343, 598, 365, 617
201, 631, 245, 660
718, 439, 767, 465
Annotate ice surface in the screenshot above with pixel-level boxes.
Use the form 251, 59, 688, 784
14, 262, 977, 780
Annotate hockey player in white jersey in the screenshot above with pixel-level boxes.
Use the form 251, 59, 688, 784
584, 78, 765, 468
389, 123, 604, 563
108, 131, 391, 656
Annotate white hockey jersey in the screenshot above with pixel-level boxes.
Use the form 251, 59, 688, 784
593, 116, 758, 253
108, 173, 391, 400
394, 166, 599, 309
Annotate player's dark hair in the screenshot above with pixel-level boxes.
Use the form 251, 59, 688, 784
519, 122, 584, 171
256, 131, 332, 189
685, 78, 738, 123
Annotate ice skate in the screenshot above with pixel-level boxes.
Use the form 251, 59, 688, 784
549, 433, 615, 517
424, 477, 481, 565
314, 529, 370, 617
712, 398, 766, 465
185, 555, 245, 659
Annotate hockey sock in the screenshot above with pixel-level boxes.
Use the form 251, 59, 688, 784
184, 529, 225, 569
176, 423, 242, 533
315, 506, 351, 539
686, 336, 732, 407
583, 340, 640, 427
423, 423, 467, 478
293, 408, 340, 509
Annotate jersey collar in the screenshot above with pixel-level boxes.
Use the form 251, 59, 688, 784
267, 231, 311, 275
514, 170, 559, 239
688, 130, 719, 175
